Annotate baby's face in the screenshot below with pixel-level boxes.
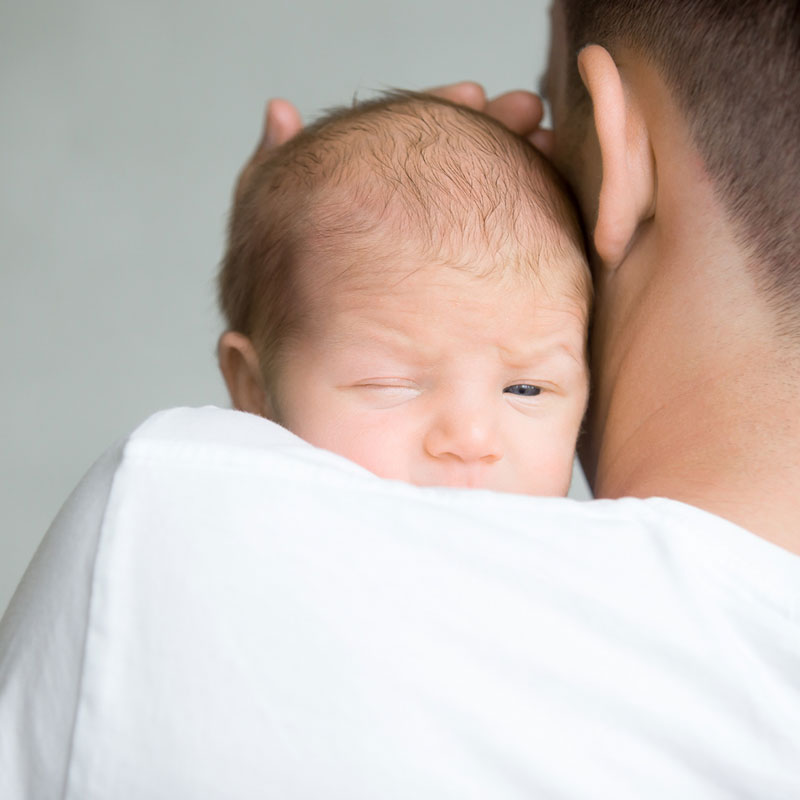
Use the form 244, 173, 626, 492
273, 258, 589, 495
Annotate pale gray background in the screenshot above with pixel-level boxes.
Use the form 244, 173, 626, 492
1, 0, 590, 613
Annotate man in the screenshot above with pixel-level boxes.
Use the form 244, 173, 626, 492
2, 1, 798, 796
258, 0, 800, 555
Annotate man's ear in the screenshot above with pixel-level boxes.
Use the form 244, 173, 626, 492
217, 331, 274, 418
578, 45, 655, 269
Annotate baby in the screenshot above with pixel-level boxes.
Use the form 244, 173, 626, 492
217, 91, 591, 496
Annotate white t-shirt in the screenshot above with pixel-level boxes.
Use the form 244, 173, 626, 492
1, 406, 798, 799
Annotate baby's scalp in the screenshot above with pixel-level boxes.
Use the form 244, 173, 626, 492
219, 90, 591, 385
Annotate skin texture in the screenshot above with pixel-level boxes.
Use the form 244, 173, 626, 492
225, 2, 800, 553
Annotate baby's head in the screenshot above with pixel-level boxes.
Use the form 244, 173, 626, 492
219, 92, 591, 495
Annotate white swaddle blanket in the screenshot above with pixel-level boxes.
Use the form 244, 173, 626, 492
1, 406, 799, 798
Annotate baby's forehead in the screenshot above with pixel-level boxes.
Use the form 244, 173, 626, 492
294, 254, 590, 375
297, 229, 591, 341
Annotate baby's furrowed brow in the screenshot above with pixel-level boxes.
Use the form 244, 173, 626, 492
500, 340, 584, 369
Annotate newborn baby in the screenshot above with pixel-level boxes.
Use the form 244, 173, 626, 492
218, 91, 591, 495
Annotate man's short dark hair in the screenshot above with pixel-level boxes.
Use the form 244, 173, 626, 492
561, 0, 800, 334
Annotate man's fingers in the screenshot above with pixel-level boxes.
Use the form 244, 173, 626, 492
233, 99, 304, 204
528, 128, 555, 158
426, 81, 488, 110
258, 89, 545, 149
425, 86, 552, 155
484, 91, 545, 137
262, 98, 304, 149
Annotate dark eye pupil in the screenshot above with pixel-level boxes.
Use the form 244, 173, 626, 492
505, 384, 540, 396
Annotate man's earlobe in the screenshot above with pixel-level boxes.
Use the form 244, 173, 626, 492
217, 331, 274, 418
578, 45, 655, 269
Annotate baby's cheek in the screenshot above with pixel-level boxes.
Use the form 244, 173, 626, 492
300, 409, 414, 480
517, 422, 579, 496
529, 453, 574, 495
337, 414, 415, 479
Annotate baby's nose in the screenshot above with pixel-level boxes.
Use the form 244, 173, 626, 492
423, 403, 502, 465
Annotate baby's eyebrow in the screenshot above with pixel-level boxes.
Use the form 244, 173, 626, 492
327, 326, 428, 358
329, 321, 407, 344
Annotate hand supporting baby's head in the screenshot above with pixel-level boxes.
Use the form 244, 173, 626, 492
218, 91, 591, 495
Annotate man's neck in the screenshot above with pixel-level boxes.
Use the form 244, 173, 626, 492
594, 357, 800, 555
587, 182, 800, 555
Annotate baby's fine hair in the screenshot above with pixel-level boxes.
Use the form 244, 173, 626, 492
219, 91, 589, 383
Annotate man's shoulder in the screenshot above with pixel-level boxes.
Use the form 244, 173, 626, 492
118, 405, 778, 542
3, 406, 800, 798
115, 406, 799, 614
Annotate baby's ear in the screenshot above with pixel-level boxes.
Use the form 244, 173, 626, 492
217, 331, 274, 418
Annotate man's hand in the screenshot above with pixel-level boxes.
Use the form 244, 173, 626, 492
427, 82, 553, 155
234, 83, 553, 203
233, 98, 303, 204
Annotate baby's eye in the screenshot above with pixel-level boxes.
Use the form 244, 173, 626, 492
503, 384, 542, 397
352, 380, 421, 408
357, 380, 418, 392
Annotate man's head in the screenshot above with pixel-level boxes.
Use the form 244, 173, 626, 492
550, 0, 799, 321
218, 92, 591, 494
541, 0, 800, 490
